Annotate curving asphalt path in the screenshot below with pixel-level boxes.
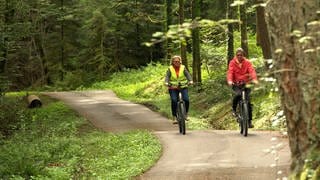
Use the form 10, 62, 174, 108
44, 90, 291, 180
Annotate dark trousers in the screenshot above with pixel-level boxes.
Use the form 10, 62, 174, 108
232, 86, 253, 121
169, 88, 189, 117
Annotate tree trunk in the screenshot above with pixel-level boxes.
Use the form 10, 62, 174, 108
165, 0, 173, 63
239, 3, 249, 57
135, 0, 141, 48
265, 0, 320, 178
0, 0, 9, 74
179, 0, 188, 68
226, 0, 234, 65
191, 0, 201, 83
35, 7, 51, 86
255, 0, 272, 60
60, 0, 65, 81
33, 33, 50, 86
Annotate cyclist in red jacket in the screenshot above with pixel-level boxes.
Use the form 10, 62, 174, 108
227, 48, 258, 128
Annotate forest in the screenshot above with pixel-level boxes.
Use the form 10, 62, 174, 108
0, 0, 319, 179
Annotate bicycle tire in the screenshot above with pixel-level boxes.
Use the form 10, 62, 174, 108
241, 102, 249, 137
177, 102, 186, 135
239, 103, 244, 134
176, 113, 182, 133
176, 103, 182, 133
180, 102, 186, 135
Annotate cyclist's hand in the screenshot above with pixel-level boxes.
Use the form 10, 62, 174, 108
165, 82, 169, 86
188, 81, 194, 85
227, 81, 233, 86
252, 79, 259, 85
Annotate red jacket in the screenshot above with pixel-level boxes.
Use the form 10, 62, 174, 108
227, 57, 257, 84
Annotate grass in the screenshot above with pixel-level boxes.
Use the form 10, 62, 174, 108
0, 94, 161, 179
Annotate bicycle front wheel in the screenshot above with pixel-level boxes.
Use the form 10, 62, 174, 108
241, 102, 249, 137
177, 102, 186, 135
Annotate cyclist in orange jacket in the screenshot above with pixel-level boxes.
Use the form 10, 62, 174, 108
227, 48, 258, 128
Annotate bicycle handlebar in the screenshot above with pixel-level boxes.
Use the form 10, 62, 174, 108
232, 81, 255, 89
166, 81, 192, 88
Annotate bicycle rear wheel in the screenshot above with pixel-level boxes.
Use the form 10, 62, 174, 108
177, 102, 186, 135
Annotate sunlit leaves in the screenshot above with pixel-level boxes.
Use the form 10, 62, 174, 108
298, 36, 315, 44
218, 19, 239, 25
152, 31, 164, 38
307, 20, 320, 27
304, 49, 316, 53
251, 3, 267, 8
231, 0, 246, 7
275, 49, 283, 54
291, 30, 303, 38
270, 110, 285, 127
145, 22, 192, 47
145, 18, 234, 47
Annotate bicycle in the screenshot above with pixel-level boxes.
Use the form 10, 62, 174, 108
233, 82, 251, 137
168, 82, 189, 135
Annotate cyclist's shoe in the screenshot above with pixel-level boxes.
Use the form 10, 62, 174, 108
232, 110, 238, 118
172, 117, 178, 124
249, 122, 254, 128
185, 114, 189, 121
232, 110, 240, 122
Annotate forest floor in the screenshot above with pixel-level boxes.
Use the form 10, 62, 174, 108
44, 90, 291, 180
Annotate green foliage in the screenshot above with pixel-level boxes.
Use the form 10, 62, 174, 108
0, 99, 84, 179
3, 0, 265, 91
201, 44, 226, 76
90, 63, 167, 99
0, 94, 161, 179
80, 131, 161, 179
146, 21, 193, 47
0, 93, 31, 139
55, 71, 87, 91
298, 147, 320, 180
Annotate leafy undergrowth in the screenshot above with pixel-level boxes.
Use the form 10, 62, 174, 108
0, 94, 161, 179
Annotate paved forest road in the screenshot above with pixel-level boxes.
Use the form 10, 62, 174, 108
44, 90, 291, 180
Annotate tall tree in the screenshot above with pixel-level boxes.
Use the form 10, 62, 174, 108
226, 0, 234, 65
83, 9, 110, 78
191, 0, 201, 83
165, 0, 173, 63
1, 0, 49, 88
255, 0, 271, 60
0, 0, 9, 74
59, 0, 65, 81
239, 2, 249, 57
178, 0, 188, 68
266, 0, 320, 178
30, 0, 53, 86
